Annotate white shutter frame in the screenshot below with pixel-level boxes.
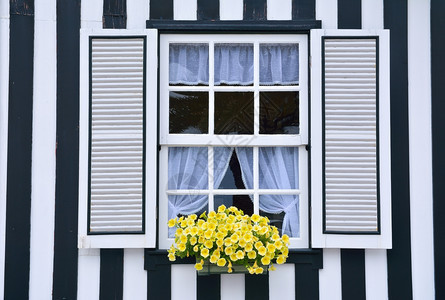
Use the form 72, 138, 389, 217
79, 29, 158, 248
310, 29, 392, 249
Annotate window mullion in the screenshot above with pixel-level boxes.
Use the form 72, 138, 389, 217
253, 146, 259, 214
208, 146, 214, 212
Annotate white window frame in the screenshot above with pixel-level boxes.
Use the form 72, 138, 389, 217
158, 34, 309, 249
78, 28, 158, 248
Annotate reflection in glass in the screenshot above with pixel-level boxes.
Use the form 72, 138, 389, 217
215, 195, 253, 216
168, 196, 208, 237
260, 92, 299, 134
214, 44, 254, 86
214, 92, 254, 134
169, 91, 208, 134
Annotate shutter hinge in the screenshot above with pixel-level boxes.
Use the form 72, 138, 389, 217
158, 145, 161, 151
305, 144, 310, 152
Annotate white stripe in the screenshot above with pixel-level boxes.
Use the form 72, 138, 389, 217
408, 0, 435, 299
316, 0, 337, 29
123, 249, 147, 300
77, 249, 101, 300
365, 250, 388, 300
0, 2, 9, 297
174, 0, 197, 20
361, 0, 383, 29
220, 0, 243, 20
319, 249, 342, 300
171, 264, 196, 300
127, 0, 149, 29
81, 0, 102, 29
29, 1, 57, 298
267, 0, 292, 20
221, 274, 244, 300
269, 264, 295, 300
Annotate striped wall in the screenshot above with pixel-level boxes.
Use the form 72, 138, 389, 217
0, 0, 441, 299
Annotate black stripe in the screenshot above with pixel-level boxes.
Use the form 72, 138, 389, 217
150, 0, 173, 20
4, 2, 34, 298
103, 0, 127, 29
197, 275, 221, 300
100, 249, 124, 300
294, 264, 319, 300
340, 250, 366, 300
337, 0, 361, 29
243, 0, 267, 21
384, 0, 413, 299
147, 266, 171, 300
52, 0, 81, 299
245, 274, 269, 300
197, 0, 219, 21
292, 0, 316, 20
431, 0, 445, 299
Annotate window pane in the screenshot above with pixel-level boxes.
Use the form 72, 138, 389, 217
260, 195, 299, 237
169, 91, 208, 134
215, 195, 253, 216
214, 147, 253, 189
260, 44, 299, 85
214, 92, 254, 134
168, 196, 208, 237
169, 44, 209, 85
259, 147, 299, 189
168, 147, 208, 190
214, 44, 254, 86
260, 91, 299, 134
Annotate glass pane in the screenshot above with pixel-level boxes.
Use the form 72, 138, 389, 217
260, 44, 299, 85
214, 195, 253, 216
260, 92, 299, 134
169, 91, 208, 134
214, 92, 254, 134
259, 147, 299, 189
214, 148, 253, 189
260, 195, 299, 237
168, 147, 208, 190
168, 196, 208, 237
214, 44, 254, 86
169, 43, 209, 85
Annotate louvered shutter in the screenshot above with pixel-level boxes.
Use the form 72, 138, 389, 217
79, 29, 158, 248
310, 30, 391, 249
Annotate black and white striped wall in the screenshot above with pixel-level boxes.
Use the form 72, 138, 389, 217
0, 0, 443, 299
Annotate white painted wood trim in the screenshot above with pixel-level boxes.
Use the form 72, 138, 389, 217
174, 0, 197, 20
316, 0, 337, 29
318, 249, 342, 300
220, 0, 243, 20
267, 0, 292, 20
365, 249, 388, 300
171, 265, 197, 300
80, 0, 102, 29
123, 249, 147, 300
29, 1, 57, 298
221, 274, 244, 300
0, 3, 9, 298
408, 0, 435, 299
362, 0, 383, 30
127, 0, 149, 29
269, 264, 295, 300
77, 249, 101, 300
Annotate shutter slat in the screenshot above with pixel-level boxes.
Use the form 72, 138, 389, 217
89, 37, 145, 233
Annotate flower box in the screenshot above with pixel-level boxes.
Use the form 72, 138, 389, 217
197, 259, 268, 276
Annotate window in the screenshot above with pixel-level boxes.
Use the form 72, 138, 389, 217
158, 35, 309, 249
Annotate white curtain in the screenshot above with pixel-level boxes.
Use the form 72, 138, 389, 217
235, 148, 254, 190
258, 147, 300, 237
214, 44, 254, 85
213, 147, 235, 188
169, 44, 209, 85
260, 44, 299, 85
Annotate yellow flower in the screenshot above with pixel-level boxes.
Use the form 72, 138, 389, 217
267, 243, 276, 253
190, 236, 197, 245
255, 267, 264, 274
282, 234, 290, 244
282, 247, 289, 257
230, 253, 238, 261
248, 267, 255, 274
225, 246, 234, 256
238, 238, 247, 248
201, 222, 208, 230
247, 251, 256, 259
180, 220, 187, 228
187, 218, 194, 226
217, 258, 226, 267
168, 218, 177, 228
270, 264, 276, 271
190, 226, 198, 236
228, 267, 233, 273
216, 239, 224, 247
198, 236, 205, 244
201, 248, 209, 258
251, 214, 261, 223
193, 245, 199, 252
277, 255, 286, 264
168, 253, 176, 261
204, 240, 213, 249
190, 214, 197, 220
274, 240, 282, 250
178, 243, 186, 252
259, 226, 268, 235
255, 241, 263, 250
225, 223, 233, 231
230, 233, 239, 243
218, 205, 226, 212
272, 233, 280, 242
197, 219, 205, 228
253, 225, 260, 232
245, 243, 253, 252
180, 235, 187, 243
243, 233, 253, 243
176, 228, 183, 236
208, 211, 217, 218
210, 255, 218, 264
204, 229, 213, 239
229, 206, 237, 213
261, 256, 271, 265
258, 246, 267, 256
195, 263, 203, 271
236, 250, 245, 260
224, 238, 232, 247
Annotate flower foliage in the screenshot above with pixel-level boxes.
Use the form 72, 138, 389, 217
167, 205, 289, 274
